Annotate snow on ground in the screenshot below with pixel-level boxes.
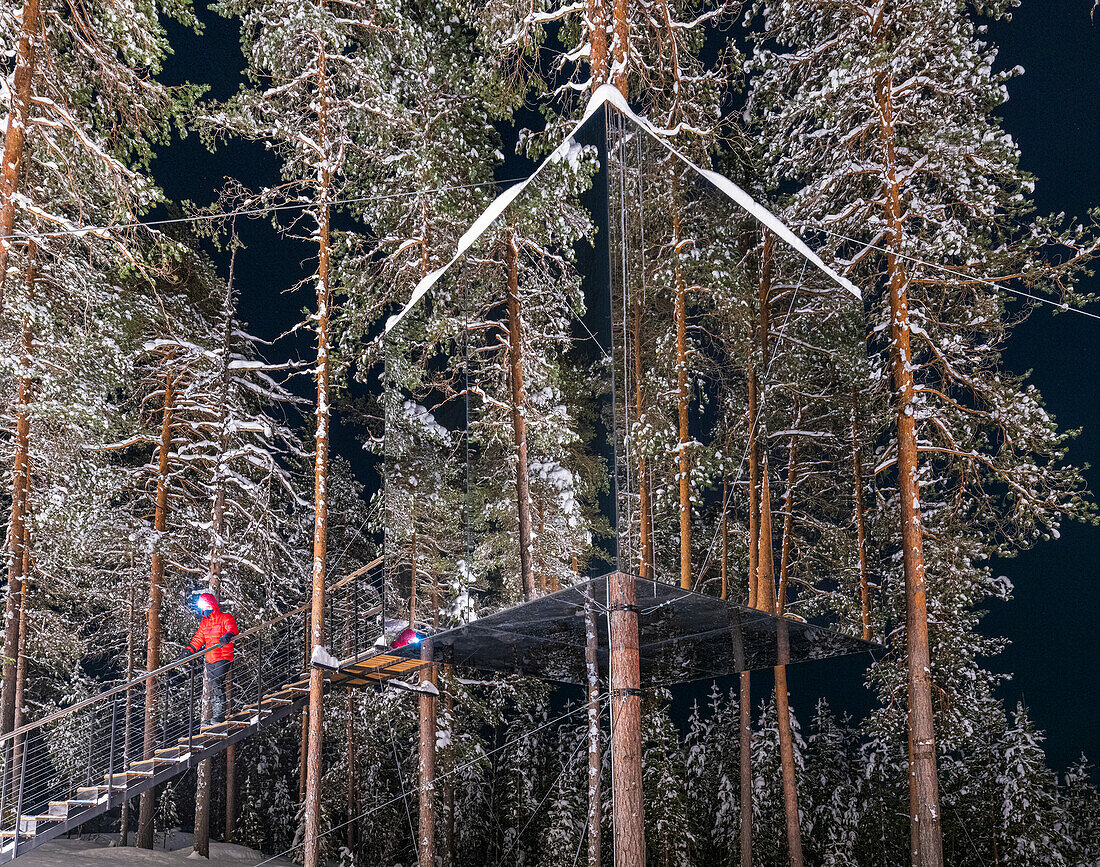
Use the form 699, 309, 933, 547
17, 830, 296, 867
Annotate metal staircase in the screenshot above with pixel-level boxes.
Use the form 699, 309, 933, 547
0, 560, 423, 861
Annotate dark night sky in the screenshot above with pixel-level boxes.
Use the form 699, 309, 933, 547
152, 2, 1100, 774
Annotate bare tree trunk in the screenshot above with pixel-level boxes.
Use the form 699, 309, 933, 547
877, 69, 943, 867
0, 0, 40, 305
673, 209, 692, 590
584, 598, 602, 867
2, 248, 34, 740
302, 46, 332, 867
417, 639, 436, 867
851, 391, 871, 641
608, 572, 644, 867
504, 231, 535, 601
138, 368, 174, 849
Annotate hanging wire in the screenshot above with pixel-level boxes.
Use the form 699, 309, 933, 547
820, 227, 1100, 322
2, 178, 528, 243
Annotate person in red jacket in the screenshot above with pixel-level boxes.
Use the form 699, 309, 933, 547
181, 592, 238, 724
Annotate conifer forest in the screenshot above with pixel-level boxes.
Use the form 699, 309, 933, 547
0, 0, 1099, 865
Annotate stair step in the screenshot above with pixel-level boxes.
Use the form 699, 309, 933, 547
104, 769, 153, 780
76, 786, 107, 795
0, 829, 36, 838
131, 755, 179, 768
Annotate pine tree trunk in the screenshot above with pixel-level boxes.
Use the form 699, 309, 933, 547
611, 0, 629, 95
756, 453, 776, 612
584, 597, 602, 867
877, 69, 943, 867
587, 0, 609, 88
417, 639, 436, 867
504, 231, 535, 601
302, 46, 333, 867
747, 362, 759, 610
0, 0, 40, 305
608, 572, 644, 867
138, 368, 174, 850
851, 390, 872, 641
673, 209, 692, 590
439, 661, 454, 867
2, 250, 34, 742
777, 434, 796, 616
755, 240, 803, 866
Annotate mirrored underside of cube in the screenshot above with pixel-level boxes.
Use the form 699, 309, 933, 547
390, 575, 879, 686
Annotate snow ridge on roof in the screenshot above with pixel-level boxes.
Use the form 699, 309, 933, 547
385, 83, 859, 335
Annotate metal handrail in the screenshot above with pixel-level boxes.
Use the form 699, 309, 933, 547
0, 557, 383, 747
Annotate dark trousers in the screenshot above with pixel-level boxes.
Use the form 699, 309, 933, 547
205, 660, 231, 723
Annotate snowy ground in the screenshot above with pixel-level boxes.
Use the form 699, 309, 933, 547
17, 830, 296, 866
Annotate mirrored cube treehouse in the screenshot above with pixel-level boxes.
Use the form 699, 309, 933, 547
378, 98, 877, 684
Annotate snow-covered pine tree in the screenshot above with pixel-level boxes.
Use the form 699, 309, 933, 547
204, 0, 380, 855
0, 0, 197, 302
0, 0, 198, 750
801, 700, 860, 866
1060, 756, 1100, 866
537, 713, 587, 867
747, 3, 1097, 862
994, 704, 1070, 866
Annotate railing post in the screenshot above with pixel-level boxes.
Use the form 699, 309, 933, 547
1, 741, 9, 832
160, 673, 169, 748
353, 574, 360, 656
254, 639, 264, 721
11, 730, 28, 859
107, 697, 119, 808
187, 662, 196, 754
85, 714, 94, 785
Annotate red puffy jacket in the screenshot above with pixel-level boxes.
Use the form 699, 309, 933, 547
186, 609, 239, 663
